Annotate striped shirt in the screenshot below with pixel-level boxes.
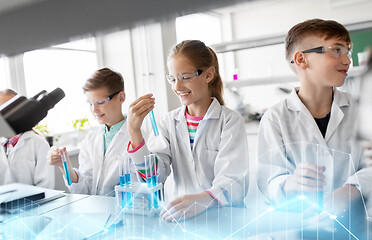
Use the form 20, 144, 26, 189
185, 110, 203, 149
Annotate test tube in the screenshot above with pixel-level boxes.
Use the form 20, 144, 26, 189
149, 110, 159, 136
61, 151, 72, 186
118, 155, 126, 208
149, 154, 159, 208
144, 155, 152, 210
125, 156, 132, 206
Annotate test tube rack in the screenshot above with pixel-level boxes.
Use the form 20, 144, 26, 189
115, 182, 162, 217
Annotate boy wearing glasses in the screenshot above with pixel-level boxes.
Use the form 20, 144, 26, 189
48, 68, 131, 195
257, 19, 370, 216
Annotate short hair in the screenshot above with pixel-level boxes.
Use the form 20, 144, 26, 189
82, 68, 124, 94
285, 19, 351, 61
0, 89, 17, 96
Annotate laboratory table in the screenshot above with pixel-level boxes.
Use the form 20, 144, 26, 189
1, 193, 371, 239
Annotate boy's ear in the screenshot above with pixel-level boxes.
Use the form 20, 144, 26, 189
293, 51, 308, 69
205, 66, 215, 84
119, 91, 125, 103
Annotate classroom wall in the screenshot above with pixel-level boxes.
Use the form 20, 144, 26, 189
232, 0, 372, 40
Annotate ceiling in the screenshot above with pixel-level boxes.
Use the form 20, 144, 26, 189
0, 0, 48, 15
0, 0, 254, 56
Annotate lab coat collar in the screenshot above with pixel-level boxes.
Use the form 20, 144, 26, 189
325, 90, 349, 142
173, 98, 222, 152
9, 131, 33, 151
204, 98, 222, 120
286, 87, 349, 111
174, 97, 221, 121
105, 119, 127, 154
287, 87, 349, 144
175, 107, 192, 151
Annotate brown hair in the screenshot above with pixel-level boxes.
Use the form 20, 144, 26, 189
168, 40, 224, 105
0, 89, 17, 96
285, 19, 352, 61
83, 68, 124, 94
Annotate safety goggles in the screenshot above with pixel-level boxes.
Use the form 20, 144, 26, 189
291, 44, 352, 63
87, 91, 120, 108
166, 69, 203, 85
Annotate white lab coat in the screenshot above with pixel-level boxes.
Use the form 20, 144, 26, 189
0, 131, 54, 189
68, 121, 130, 196
257, 88, 372, 204
129, 98, 249, 206
0, 146, 11, 185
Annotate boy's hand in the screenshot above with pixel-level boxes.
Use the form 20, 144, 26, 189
283, 162, 326, 195
127, 93, 155, 147
160, 192, 217, 222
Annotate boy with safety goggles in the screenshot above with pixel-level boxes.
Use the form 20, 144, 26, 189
257, 19, 371, 218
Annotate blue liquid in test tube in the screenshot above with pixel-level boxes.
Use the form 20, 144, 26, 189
120, 175, 126, 208
144, 156, 152, 210
61, 151, 72, 185
149, 110, 159, 136
150, 155, 159, 208
119, 155, 126, 208
125, 156, 132, 206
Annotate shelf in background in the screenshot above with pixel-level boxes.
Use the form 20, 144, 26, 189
211, 20, 372, 54
225, 75, 297, 88
224, 65, 367, 89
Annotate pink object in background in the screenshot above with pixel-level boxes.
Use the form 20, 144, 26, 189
233, 74, 238, 80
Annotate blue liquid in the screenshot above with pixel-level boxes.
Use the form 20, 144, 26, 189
120, 176, 126, 208
120, 176, 125, 187
62, 161, 72, 186
152, 176, 159, 208
146, 178, 152, 210
125, 174, 131, 185
149, 110, 159, 136
317, 191, 324, 211
125, 174, 132, 206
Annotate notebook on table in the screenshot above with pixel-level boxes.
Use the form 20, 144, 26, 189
0, 183, 65, 213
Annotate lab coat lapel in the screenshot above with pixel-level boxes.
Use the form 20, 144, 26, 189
175, 107, 192, 152
93, 128, 105, 195
192, 98, 221, 150
105, 121, 127, 154
6, 133, 28, 163
325, 90, 347, 143
288, 90, 327, 147
0, 145, 11, 184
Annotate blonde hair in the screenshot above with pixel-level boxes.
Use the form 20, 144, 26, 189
168, 40, 224, 105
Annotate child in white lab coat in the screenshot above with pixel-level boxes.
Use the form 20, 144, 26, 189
0, 89, 55, 188
127, 40, 249, 221
47, 68, 131, 196
257, 19, 371, 216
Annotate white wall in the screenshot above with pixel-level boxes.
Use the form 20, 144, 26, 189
232, 0, 372, 40
97, 30, 136, 115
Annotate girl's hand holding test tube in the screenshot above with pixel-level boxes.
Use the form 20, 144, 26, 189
127, 93, 155, 148
47, 146, 79, 184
